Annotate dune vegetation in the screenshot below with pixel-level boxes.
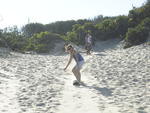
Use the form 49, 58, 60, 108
0, 0, 150, 53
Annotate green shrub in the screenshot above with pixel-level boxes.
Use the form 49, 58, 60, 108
125, 24, 149, 48
25, 31, 63, 53
96, 19, 118, 40
141, 17, 150, 30
35, 44, 48, 53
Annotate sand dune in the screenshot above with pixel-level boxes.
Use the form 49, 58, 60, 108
0, 40, 149, 113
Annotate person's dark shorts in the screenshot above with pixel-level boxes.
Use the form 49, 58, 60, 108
85, 43, 92, 51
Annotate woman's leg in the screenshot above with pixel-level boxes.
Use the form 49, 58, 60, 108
76, 69, 81, 82
72, 67, 81, 82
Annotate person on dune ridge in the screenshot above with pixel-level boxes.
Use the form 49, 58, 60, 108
85, 33, 93, 55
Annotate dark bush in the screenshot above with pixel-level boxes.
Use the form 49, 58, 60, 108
125, 24, 149, 48
141, 17, 150, 30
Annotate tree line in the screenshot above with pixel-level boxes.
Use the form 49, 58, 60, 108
0, 0, 150, 53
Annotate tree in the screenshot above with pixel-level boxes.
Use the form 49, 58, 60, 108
115, 16, 129, 37
96, 18, 117, 40
1, 26, 27, 51
22, 23, 45, 37
92, 15, 104, 24
146, 0, 150, 4
45, 20, 76, 35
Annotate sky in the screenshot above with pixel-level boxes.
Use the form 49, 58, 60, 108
0, 0, 147, 29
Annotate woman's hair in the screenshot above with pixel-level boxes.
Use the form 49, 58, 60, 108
66, 44, 73, 51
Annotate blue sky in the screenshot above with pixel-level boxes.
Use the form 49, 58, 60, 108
0, 0, 147, 28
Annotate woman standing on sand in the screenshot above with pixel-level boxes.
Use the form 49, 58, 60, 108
64, 44, 84, 83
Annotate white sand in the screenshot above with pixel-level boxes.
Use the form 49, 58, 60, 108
0, 40, 149, 113
0, 70, 21, 113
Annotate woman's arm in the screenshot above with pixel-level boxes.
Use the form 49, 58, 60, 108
64, 53, 73, 70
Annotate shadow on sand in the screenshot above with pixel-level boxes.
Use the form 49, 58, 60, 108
80, 83, 113, 97
93, 53, 106, 56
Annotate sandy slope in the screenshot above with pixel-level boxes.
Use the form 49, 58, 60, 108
0, 69, 20, 113
0, 40, 149, 113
